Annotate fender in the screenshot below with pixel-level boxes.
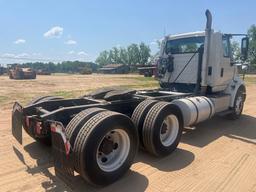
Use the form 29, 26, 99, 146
224, 76, 246, 108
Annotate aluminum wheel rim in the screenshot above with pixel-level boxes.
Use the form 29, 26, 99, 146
235, 96, 243, 114
160, 115, 179, 147
96, 129, 130, 172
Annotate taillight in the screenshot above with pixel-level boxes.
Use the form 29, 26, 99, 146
25, 116, 30, 128
35, 121, 42, 135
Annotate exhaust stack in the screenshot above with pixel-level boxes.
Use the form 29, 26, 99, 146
201, 10, 213, 93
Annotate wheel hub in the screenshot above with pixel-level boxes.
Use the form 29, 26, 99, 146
161, 123, 168, 134
96, 129, 130, 172
235, 96, 243, 114
160, 115, 179, 147
99, 138, 115, 155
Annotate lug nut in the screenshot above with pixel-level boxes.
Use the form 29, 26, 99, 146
101, 157, 107, 163
113, 143, 118, 150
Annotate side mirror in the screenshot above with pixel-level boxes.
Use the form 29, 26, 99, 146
241, 37, 249, 61
241, 64, 249, 71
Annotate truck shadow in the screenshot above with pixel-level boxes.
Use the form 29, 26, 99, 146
135, 148, 195, 172
12, 114, 255, 191
182, 114, 256, 147
13, 142, 149, 192
13, 142, 194, 191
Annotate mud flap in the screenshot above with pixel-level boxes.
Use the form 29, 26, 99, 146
50, 122, 75, 184
12, 102, 23, 144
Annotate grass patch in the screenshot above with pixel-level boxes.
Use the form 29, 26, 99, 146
51, 73, 74, 76
53, 90, 78, 98
0, 96, 8, 104
244, 75, 256, 84
120, 76, 159, 89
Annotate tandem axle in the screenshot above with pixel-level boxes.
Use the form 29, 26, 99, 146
12, 87, 243, 186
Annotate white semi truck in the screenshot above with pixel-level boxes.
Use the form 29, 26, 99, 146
157, 10, 248, 125
12, 10, 249, 186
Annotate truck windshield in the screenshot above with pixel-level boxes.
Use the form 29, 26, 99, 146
165, 36, 205, 54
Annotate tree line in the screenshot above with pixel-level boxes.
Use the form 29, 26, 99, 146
95, 42, 151, 66
17, 61, 98, 73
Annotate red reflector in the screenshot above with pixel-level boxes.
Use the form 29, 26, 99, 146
51, 123, 57, 132
35, 122, 42, 135
64, 142, 71, 155
25, 116, 30, 127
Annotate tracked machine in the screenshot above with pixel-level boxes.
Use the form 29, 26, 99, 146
12, 10, 249, 186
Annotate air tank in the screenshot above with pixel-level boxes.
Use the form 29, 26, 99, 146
172, 96, 215, 127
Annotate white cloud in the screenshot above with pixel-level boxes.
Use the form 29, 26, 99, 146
14, 39, 26, 44
65, 40, 77, 45
32, 52, 41, 56
16, 53, 29, 58
77, 51, 88, 56
1, 53, 29, 58
2, 53, 16, 58
44, 26, 64, 38
150, 41, 157, 45
68, 50, 75, 54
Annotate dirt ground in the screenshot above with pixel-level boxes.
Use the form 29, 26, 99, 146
0, 74, 256, 192
0, 74, 158, 110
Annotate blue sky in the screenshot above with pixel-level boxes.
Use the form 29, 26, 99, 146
0, 0, 255, 64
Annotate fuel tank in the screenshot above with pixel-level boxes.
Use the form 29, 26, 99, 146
172, 96, 215, 127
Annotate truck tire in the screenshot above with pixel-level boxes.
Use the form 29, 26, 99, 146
131, 100, 158, 147
65, 108, 106, 147
28, 95, 63, 105
142, 102, 183, 156
104, 89, 136, 101
225, 85, 246, 120
73, 111, 138, 186
89, 87, 118, 99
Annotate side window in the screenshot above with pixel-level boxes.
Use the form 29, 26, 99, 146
222, 36, 231, 57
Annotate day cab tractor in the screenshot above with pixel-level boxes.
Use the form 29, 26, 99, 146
12, 10, 249, 186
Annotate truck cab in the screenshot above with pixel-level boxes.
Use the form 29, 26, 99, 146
159, 31, 234, 93
158, 13, 249, 96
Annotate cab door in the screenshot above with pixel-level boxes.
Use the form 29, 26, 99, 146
220, 35, 234, 85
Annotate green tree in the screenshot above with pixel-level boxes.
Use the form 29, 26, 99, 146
120, 47, 129, 64
96, 42, 152, 66
95, 50, 109, 66
108, 50, 114, 64
127, 44, 140, 65
248, 25, 256, 67
139, 42, 151, 65
112, 47, 122, 64
231, 41, 241, 62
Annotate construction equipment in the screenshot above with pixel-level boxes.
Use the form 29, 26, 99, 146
12, 10, 249, 186
138, 65, 157, 77
37, 69, 51, 75
8, 65, 36, 79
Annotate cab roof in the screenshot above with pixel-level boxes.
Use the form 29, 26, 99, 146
167, 31, 205, 40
